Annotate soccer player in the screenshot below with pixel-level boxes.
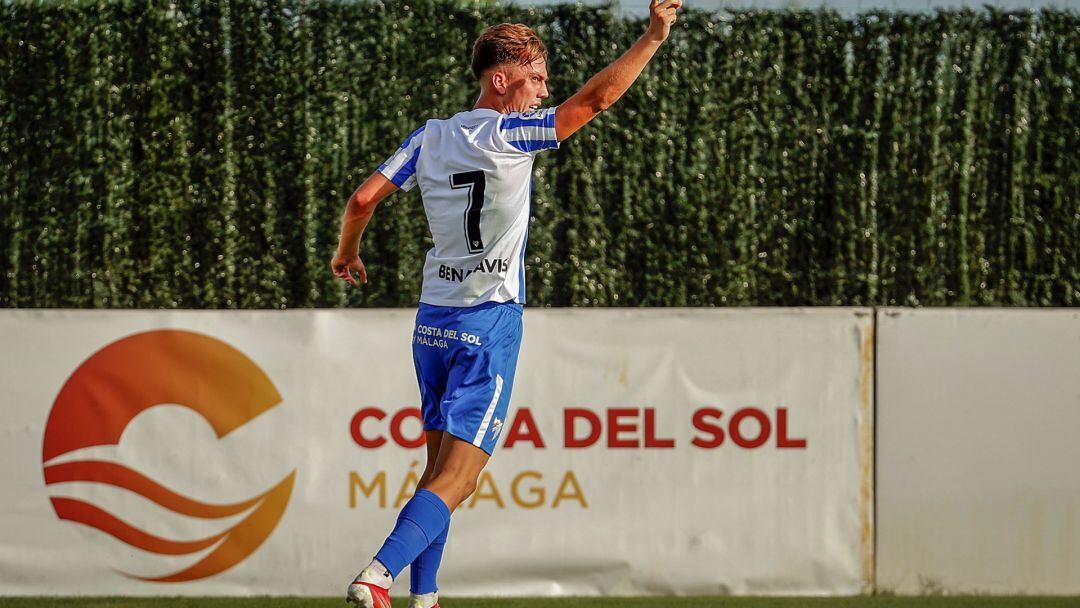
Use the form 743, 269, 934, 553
331, 2, 681, 606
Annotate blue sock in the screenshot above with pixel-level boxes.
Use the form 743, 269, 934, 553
374, 489, 451, 579
410, 521, 449, 594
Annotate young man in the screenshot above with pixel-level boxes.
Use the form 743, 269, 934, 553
331, 2, 681, 606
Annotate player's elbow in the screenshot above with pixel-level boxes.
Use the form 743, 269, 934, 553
590, 93, 613, 113
347, 193, 375, 217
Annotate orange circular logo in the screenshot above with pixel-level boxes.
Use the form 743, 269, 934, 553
41, 329, 296, 583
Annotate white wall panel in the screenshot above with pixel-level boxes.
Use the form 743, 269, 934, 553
876, 308, 1080, 594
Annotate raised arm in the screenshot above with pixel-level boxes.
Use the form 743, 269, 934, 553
331, 172, 399, 286
554, 0, 682, 142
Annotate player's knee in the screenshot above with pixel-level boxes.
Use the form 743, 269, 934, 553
459, 477, 479, 502
424, 470, 478, 508
443, 473, 477, 507
445, 478, 477, 510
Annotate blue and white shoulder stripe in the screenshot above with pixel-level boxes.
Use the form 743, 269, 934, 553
378, 124, 426, 191
500, 107, 559, 154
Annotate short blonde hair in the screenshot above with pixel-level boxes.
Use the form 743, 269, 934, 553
471, 23, 547, 81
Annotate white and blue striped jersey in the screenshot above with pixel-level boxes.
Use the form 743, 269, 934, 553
377, 107, 559, 307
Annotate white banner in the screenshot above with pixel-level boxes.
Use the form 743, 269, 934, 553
0, 308, 873, 596
876, 308, 1080, 595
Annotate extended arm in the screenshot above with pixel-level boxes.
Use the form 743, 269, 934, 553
554, 0, 682, 142
331, 172, 399, 285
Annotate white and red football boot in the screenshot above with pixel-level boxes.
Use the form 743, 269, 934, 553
346, 580, 392, 608
407, 592, 440, 608
347, 560, 394, 608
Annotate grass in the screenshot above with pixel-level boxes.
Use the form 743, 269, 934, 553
1, 598, 1078, 607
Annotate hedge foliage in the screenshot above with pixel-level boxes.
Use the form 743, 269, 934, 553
1, 1, 1077, 308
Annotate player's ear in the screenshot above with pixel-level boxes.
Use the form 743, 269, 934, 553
491, 70, 508, 94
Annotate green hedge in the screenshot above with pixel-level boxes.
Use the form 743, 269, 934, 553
1, 1, 1077, 308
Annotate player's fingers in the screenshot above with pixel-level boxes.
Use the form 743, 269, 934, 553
353, 260, 368, 285
657, 0, 681, 14
333, 263, 354, 286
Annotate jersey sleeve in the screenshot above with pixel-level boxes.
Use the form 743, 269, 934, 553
377, 124, 426, 191
500, 106, 560, 154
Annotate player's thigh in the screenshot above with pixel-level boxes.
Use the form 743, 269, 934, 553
440, 304, 523, 454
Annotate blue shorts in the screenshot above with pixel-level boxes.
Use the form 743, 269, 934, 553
412, 300, 523, 455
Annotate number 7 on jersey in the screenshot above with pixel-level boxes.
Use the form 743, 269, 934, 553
451, 171, 487, 254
